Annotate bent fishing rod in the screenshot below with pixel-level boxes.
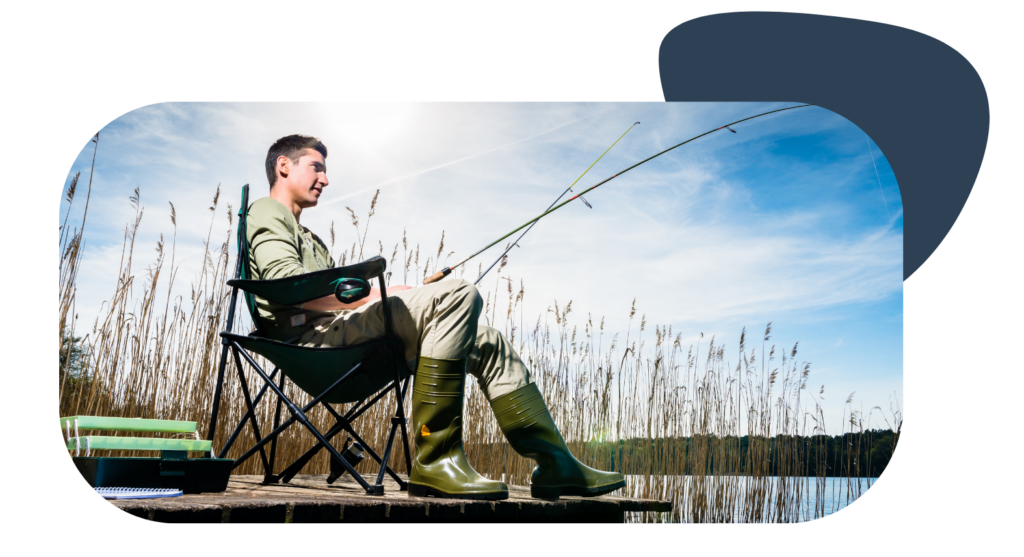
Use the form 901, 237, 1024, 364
423, 103, 812, 285
471, 120, 641, 286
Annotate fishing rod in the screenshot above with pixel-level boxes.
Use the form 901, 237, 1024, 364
471, 121, 641, 285
423, 103, 812, 285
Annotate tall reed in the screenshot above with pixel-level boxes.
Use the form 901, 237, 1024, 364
58, 182, 899, 523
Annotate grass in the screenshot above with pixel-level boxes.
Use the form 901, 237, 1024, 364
58, 180, 900, 523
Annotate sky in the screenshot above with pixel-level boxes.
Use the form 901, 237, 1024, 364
57, 102, 903, 435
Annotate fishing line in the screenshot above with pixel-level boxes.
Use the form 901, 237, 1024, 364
865, 133, 896, 239
472, 121, 641, 285
419, 104, 811, 284
723, 140, 898, 218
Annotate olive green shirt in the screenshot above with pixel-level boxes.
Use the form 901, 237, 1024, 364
246, 197, 339, 339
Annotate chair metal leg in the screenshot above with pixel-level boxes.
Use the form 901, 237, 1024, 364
232, 342, 379, 494
320, 403, 407, 489
231, 347, 272, 476
208, 342, 230, 455
392, 355, 413, 484
208, 286, 243, 451
220, 283, 412, 495
218, 367, 279, 459
265, 371, 286, 483
278, 393, 374, 481
280, 380, 399, 485
231, 359, 365, 472
376, 419, 401, 487
277, 420, 347, 483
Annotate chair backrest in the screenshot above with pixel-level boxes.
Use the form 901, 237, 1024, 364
234, 185, 265, 333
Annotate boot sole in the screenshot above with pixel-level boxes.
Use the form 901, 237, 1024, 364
531, 479, 627, 499
408, 482, 509, 501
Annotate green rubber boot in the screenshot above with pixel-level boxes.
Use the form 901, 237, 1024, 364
491, 383, 626, 499
408, 357, 508, 500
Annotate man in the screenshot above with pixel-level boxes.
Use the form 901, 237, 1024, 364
247, 134, 624, 500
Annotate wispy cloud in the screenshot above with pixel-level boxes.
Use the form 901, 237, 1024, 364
320, 115, 591, 205
59, 102, 902, 433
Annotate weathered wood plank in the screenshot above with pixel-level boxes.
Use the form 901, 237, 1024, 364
107, 474, 671, 523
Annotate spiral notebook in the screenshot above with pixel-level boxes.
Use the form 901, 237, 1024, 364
95, 487, 183, 500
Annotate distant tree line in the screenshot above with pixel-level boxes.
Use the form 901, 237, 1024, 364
58, 327, 87, 389
58, 329, 118, 416
588, 430, 899, 478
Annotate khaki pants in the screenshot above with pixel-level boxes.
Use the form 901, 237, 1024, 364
296, 278, 530, 401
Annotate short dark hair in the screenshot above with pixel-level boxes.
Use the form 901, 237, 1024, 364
265, 135, 328, 189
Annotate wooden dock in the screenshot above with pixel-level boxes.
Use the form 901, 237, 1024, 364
110, 474, 672, 523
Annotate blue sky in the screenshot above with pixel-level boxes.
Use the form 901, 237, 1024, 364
58, 102, 902, 434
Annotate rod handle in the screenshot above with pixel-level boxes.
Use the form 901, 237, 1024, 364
423, 267, 451, 285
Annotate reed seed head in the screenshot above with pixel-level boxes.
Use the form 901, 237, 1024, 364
65, 172, 79, 204
370, 190, 382, 219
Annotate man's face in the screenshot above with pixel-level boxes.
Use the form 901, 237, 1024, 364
276, 148, 329, 208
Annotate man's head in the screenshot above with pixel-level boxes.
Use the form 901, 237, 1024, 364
265, 135, 329, 209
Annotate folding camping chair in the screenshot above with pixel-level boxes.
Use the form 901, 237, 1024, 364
207, 184, 411, 496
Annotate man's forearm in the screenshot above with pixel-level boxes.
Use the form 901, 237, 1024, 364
301, 285, 413, 311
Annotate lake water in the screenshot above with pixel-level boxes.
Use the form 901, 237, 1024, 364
623, 475, 878, 523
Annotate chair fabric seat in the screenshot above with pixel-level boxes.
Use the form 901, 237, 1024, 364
223, 332, 410, 404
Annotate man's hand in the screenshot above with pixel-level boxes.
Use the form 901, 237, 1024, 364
302, 285, 413, 311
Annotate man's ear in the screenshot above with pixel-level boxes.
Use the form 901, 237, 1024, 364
276, 155, 291, 181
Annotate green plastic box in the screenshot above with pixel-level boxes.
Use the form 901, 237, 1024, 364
73, 454, 234, 493
62, 416, 234, 494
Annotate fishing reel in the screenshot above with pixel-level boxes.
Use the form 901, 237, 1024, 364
333, 277, 371, 304
327, 437, 367, 484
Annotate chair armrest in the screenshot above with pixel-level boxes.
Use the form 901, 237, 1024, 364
228, 256, 386, 306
